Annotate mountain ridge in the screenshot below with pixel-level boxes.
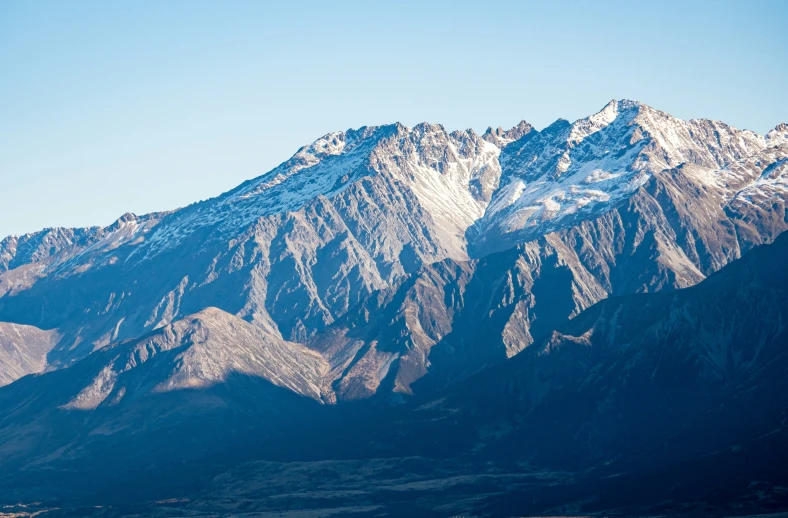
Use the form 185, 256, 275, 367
1, 100, 788, 515
0, 99, 786, 398
2, 213, 787, 515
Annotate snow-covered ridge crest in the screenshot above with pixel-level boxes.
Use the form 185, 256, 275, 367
138, 124, 398, 258
0, 211, 168, 277
138, 120, 520, 260
483, 99, 652, 238
365, 121, 511, 258
767, 123, 788, 146
1, 100, 787, 390
473, 99, 777, 254
7, 100, 782, 270
234, 125, 384, 200
483, 120, 534, 147
567, 98, 636, 145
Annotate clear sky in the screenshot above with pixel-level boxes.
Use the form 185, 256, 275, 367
1, 0, 787, 238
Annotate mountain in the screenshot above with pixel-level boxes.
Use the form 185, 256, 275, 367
332, 229, 788, 516
5, 202, 787, 516
147, 230, 788, 517
312, 102, 788, 401
1, 100, 786, 398
473, 99, 781, 254
0, 124, 507, 380
0, 307, 330, 502
1, 100, 788, 512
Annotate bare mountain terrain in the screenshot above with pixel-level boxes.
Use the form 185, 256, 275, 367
5, 201, 788, 517
0, 100, 786, 392
0, 101, 787, 515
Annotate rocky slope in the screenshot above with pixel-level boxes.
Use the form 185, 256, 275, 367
0, 322, 59, 386
3, 212, 787, 516
314, 134, 788, 400
382, 231, 788, 458
0, 307, 330, 501
472, 99, 781, 253
287, 231, 788, 516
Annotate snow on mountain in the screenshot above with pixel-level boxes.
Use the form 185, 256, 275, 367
767, 122, 788, 145
482, 120, 534, 147
0, 212, 167, 279
305, 103, 788, 402
0, 100, 787, 514
136, 122, 507, 263
0, 100, 786, 392
473, 100, 771, 254
138, 126, 396, 260
365, 123, 505, 259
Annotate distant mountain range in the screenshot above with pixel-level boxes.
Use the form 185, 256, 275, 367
1, 100, 787, 516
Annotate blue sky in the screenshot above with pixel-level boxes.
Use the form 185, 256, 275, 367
1, 0, 787, 238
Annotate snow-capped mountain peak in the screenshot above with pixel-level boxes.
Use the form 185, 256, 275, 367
138, 120, 509, 262
471, 99, 776, 254
767, 122, 788, 145
2, 100, 786, 386
567, 98, 638, 145
483, 120, 534, 146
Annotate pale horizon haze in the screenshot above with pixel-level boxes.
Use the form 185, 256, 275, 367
1, 0, 787, 238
